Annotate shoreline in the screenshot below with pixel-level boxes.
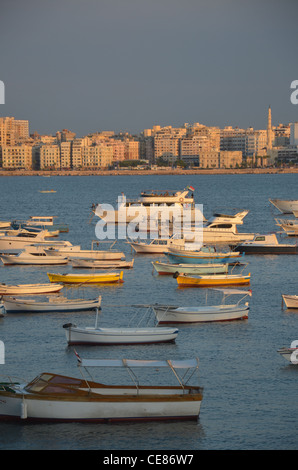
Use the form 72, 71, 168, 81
0, 167, 298, 177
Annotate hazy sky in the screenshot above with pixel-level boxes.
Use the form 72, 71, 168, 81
1, 0, 298, 136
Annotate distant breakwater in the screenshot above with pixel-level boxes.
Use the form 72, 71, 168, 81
0, 167, 298, 177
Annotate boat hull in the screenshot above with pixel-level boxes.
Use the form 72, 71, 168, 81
269, 199, 298, 214
64, 326, 179, 345
277, 347, 298, 363
2, 297, 101, 313
154, 304, 249, 323
236, 245, 298, 255
282, 294, 298, 309
0, 283, 64, 295
0, 392, 202, 422
152, 261, 228, 275
47, 271, 124, 284
128, 241, 184, 254
0, 254, 68, 265
46, 248, 125, 260
72, 259, 134, 269
176, 273, 250, 287
165, 251, 242, 264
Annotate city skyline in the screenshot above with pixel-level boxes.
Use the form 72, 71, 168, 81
1, 0, 298, 136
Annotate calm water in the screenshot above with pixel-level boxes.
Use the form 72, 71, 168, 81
0, 173, 298, 450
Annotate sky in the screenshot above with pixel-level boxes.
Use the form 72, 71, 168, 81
1, 0, 298, 137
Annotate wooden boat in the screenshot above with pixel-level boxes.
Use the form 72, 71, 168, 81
2, 295, 102, 313
165, 247, 243, 264
0, 283, 63, 295
45, 240, 125, 260
277, 344, 298, 363
72, 259, 134, 269
39, 190, 56, 193
233, 233, 298, 254
63, 309, 178, 345
269, 198, 298, 214
0, 354, 203, 422
153, 289, 251, 323
152, 260, 228, 275
175, 271, 250, 287
47, 271, 124, 284
0, 245, 68, 265
282, 294, 298, 309
127, 237, 185, 254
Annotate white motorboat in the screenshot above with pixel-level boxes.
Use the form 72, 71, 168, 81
45, 240, 125, 260
153, 289, 251, 323
12, 216, 69, 233
93, 188, 203, 224
275, 218, 298, 236
282, 294, 298, 309
0, 221, 11, 230
72, 259, 134, 269
0, 283, 64, 295
269, 198, 298, 214
127, 236, 186, 254
2, 295, 102, 313
200, 210, 255, 244
0, 231, 76, 254
152, 260, 228, 275
0, 245, 68, 265
0, 353, 203, 422
277, 344, 298, 363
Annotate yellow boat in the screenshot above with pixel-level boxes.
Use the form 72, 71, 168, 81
47, 271, 124, 284
176, 272, 250, 287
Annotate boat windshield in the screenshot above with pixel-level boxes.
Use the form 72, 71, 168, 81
25, 373, 84, 394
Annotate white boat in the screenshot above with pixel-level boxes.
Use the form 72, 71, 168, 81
277, 345, 298, 363
0, 245, 68, 265
233, 233, 298, 254
0, 231, 76, 254
72, 259, 134, 269
127, 236, 186, 254
45, 240, 125, 260
12, 216, 69, 233
153, 289, 251, 323
93, 188, 203, 224
0, 283, 64, 295
0, 221, 11, 230
275, 218, 298, 236
200, 210, 255, 244
0, 354, 203, 422
269, 198, 298, 214
152, 260, 228, 275
282, 294, 298, 309
63, 308, 178, 345
2, 295, 102, 313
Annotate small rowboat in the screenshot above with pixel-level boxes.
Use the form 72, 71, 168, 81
63, 323, 178, 345
47, 271, 124, 284
175, 272, 250, 287
152, 260, 228, 275
0, 283, 63, 295
2, 295, 102, 313
71, 259, 134, 269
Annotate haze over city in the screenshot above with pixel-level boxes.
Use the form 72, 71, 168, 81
1, 0, 298, 137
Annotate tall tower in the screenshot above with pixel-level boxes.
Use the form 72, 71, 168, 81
267, 105, 273, 150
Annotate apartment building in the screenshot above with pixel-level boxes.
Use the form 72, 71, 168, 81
81, 144, 113, 168
0, 117, 29, 147
39, 144, 60, 169
2, 144, 33, 169
60, 141, 72, 168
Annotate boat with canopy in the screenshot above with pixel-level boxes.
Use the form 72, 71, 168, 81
0, 353, 203, 422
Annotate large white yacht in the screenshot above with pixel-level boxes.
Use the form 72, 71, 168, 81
93, 188, 204, 224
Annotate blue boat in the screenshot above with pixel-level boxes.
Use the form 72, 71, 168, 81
164, 248, 244, 264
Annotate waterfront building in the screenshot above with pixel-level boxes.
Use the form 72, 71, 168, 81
2, 144, 34, 169
0, 117, 29, 147
81, 143, 113, 169
72, 137, 91, 168
39, 143, 60, 169
60, 141, 72, 169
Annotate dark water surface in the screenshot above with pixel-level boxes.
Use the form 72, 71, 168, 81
0, 173, 298, 450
